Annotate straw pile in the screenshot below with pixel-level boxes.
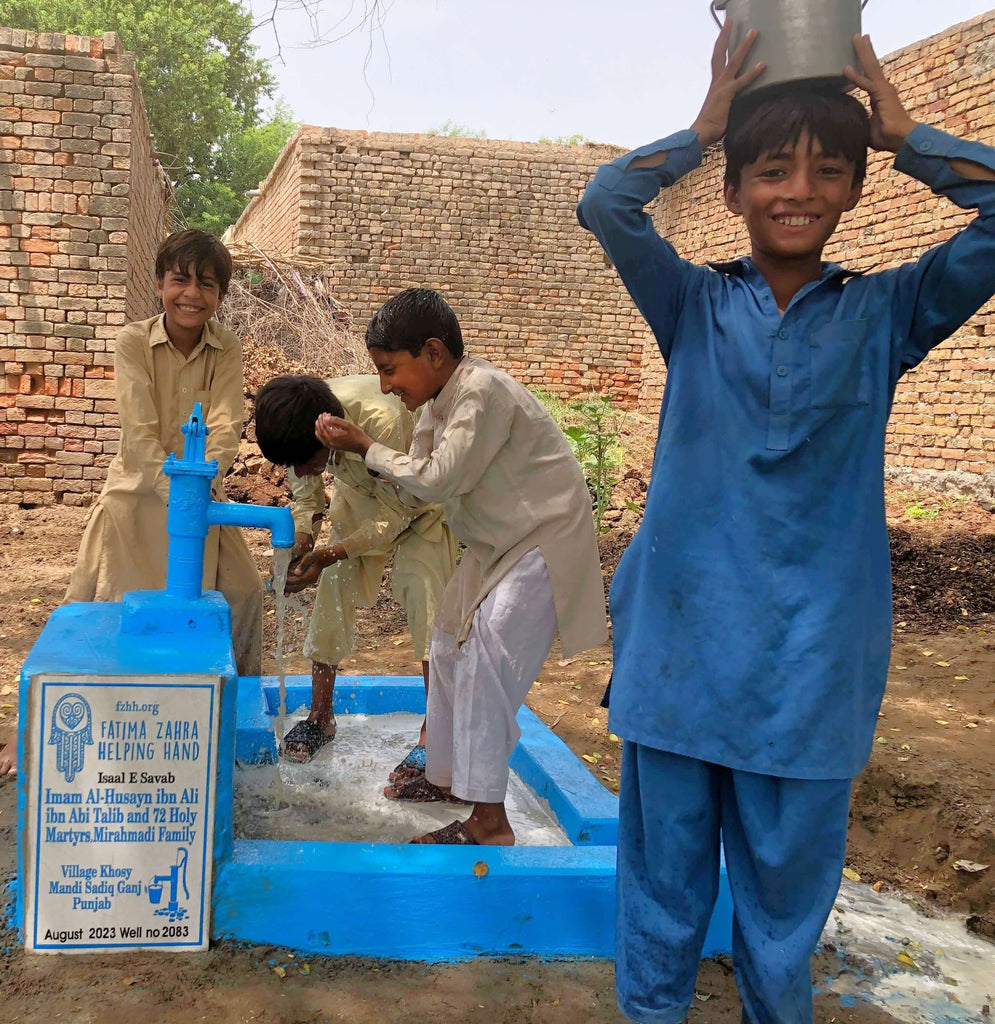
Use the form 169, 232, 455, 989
219, 242, 373, 380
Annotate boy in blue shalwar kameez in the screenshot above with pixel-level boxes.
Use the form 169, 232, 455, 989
578, 26, 995, 1024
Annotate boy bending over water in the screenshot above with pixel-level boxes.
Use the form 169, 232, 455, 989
254, 374, 455, 774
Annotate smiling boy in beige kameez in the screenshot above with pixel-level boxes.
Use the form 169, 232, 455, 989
65, 230, 263, 675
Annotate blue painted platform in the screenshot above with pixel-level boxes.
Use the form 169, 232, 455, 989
11, 619, 734, 960
222, 674, 735, 960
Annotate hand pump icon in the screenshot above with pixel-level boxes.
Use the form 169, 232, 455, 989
147, 848, 189, 921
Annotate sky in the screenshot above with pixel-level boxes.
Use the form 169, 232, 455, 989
247, 0, 994, 149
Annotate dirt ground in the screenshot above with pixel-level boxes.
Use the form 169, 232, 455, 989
0, 478, 993, 1022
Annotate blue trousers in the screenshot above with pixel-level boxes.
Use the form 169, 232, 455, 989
615, 743, 852, 1024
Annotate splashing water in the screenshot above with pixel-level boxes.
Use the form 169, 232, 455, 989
235, 711, 570, 846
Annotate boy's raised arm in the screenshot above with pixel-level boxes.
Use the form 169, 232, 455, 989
315, 392, 514, 505
576, 24, 762, 360
362, 389, 513, 504
845, 35, 995, 372
689, 25, 764, 150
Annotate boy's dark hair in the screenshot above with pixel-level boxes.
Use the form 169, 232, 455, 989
724, 87, 870, 188
365, 288, 464, 359
254, 375, 344, 467
155, 229, 233, 297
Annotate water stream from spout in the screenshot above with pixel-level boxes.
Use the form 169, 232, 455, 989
270, 547, 293, 807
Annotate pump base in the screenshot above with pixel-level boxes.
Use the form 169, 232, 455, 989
121, 589, 232, 637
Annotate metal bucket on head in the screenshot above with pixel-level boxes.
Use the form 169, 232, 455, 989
711, 0, 869, 93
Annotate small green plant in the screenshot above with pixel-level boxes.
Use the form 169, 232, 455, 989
905, 501, 938, 520
564, 394, 625, 532
538, 133, 588, 146
530, 388, 626, 531
427, 120, 488, 138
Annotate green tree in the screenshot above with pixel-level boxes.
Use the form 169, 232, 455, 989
176, 101, 299, 235
0, 0, 276, 225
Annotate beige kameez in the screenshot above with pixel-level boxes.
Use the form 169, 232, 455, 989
66, 315, 263, 675
364, 356, 608, 658
288, 376, 455, 666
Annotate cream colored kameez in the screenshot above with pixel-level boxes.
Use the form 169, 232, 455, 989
288, 376, 455, 665
365, 356, 608, 658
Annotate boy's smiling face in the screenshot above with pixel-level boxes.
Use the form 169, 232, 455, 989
156, 261, 222, 336
724, 132, 862, 262
369, 339, 453, 411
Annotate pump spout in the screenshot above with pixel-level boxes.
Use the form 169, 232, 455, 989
207, 500, 294, 549
162, 402, 295, 600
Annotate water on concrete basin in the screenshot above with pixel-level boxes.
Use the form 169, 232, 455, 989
821, 881, 994, 1024
234, 711, 570, 846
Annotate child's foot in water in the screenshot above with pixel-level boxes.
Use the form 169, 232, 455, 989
411, 802, 515, 845
281, 716, 336, 763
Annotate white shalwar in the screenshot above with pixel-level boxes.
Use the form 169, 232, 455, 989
426, 546, 556, 804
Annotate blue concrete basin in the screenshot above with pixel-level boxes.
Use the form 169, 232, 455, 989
221, 674, 734, 960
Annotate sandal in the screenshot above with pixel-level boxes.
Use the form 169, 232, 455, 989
389, 742, 426, 782
383, 774, 471, 804
281, 719, 335, 763
410, 820, 478, 845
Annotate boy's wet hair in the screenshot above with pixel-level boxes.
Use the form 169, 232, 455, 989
724, 87, 870, 187
154, 229, 233, 297
366, 288, 464, 359
254, 375, 345, 467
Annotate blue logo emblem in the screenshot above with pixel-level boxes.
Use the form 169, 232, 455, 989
48, 693, 93, 783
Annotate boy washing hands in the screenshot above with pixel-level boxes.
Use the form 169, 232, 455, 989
317, 288, 607, 846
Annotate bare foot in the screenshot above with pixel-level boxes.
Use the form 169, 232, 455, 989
0, 742, 16, 779
412, 802, 515, 845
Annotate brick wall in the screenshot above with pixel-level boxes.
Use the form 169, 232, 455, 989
231, 130, 649, 400
232, 126, 305, 255
638, 11, 995, 493
0, 28, 171, 506
230, 12, 995, 493
6, 15, 990, 504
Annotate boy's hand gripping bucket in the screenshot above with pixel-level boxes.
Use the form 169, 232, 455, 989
710, 0, 870, 93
